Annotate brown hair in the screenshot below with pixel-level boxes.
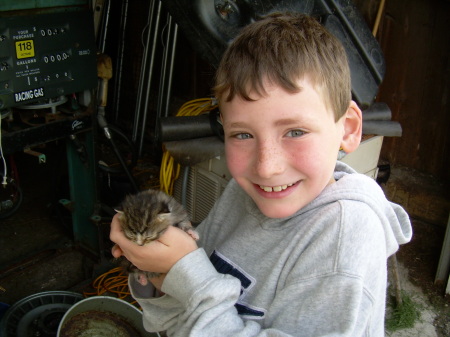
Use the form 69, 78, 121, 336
213, 12, 352, 120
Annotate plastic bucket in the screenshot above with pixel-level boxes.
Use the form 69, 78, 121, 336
57, 296, 160, 337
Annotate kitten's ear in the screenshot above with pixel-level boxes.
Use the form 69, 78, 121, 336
161, 202, 170, 214
156, 212, 171, 223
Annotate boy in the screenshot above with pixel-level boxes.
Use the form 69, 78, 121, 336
110, 12, 412, 336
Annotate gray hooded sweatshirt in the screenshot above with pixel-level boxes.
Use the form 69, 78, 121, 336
130, 161, 412, 337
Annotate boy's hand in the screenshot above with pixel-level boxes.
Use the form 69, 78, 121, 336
149, 273, 166, 292
109, 213, 198, 275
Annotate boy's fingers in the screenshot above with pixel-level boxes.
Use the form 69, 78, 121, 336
149, 273, 166, 291
109, 213, 129, 247
111, 244, 123, 258
156, 225, 195, 246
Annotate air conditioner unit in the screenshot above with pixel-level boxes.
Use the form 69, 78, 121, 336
173, 156, 231, 224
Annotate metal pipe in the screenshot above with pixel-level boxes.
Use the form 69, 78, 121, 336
159, 114, 212, 142
362, 121, 402, 137
97, 0, 111, 53
156, 15, 169, 117
138, 0, 162, 157
362, 102, 392, 121
164, 23, 178, 118
132, 0, 156, 143
156, 13, 173, 118
157, 16, 178, 118
372, 0, 386, 37
112, 0, 129, 123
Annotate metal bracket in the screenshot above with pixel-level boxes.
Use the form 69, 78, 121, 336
24, 148, 46, 164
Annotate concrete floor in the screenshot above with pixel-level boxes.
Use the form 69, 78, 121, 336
0, 146, 91, 306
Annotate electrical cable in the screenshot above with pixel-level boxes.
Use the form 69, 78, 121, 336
0, 176, 23, 219
0, 154, 23, 220
83, 267, 136, 304
159, 97, 218, 195
0, 113, 7, 187
97, 124, 138, 174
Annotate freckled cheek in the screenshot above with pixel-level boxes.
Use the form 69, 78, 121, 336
225, 143, 252, 176
287, 144, 326, 175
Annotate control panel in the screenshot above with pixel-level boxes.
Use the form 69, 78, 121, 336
0, 9, 97, 109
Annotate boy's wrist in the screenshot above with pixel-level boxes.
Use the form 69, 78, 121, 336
162, 248, 217, 300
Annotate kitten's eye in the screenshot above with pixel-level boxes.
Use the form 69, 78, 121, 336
143, 238, 154, 245
145, 231, 159, 241
124, 231, 133, 239
286, 129, 306, 138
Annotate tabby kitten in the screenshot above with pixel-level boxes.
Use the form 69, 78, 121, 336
115, 189, 199, 286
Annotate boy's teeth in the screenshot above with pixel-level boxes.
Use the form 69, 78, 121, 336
260, 183, 292, 192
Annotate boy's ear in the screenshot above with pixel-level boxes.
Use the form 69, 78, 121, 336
340, 100, 362, 154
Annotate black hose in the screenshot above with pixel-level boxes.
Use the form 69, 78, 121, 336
103, 126, 139, 193
98, 124, 138, 174
0, 177, 23, 219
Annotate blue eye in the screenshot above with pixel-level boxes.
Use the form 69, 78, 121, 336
235, 133, 253, 140
286, 129, 306, 137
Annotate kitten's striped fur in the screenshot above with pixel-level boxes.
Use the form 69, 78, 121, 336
115, 189, 198, 285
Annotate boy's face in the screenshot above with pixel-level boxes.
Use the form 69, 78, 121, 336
221, 77, 346, 218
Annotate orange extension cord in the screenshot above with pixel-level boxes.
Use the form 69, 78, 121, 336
83, 267, 137, 305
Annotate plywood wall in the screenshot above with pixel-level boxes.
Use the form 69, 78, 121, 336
355, 0, 450, 185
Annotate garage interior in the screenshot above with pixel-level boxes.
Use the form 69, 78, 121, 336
0, 0, 449, 336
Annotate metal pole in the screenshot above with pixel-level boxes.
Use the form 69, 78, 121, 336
156, 15, 177, 119
164, 22, 178, 117
138, 0, 162, 157
156, 13, 172, 118
97, 0, 111, 53
132, 0, 156, 143
112, 0, 129, 123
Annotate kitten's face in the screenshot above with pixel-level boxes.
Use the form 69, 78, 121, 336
117, 207, 174, 246
116, 190, 182, 246
115, 190, 194, 283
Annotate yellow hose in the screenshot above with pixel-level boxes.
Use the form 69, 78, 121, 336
159, 98, 218, 194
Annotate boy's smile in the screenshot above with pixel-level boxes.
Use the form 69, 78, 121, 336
221, 77, 348, 218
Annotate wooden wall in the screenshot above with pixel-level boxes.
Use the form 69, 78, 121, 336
355, 0, 450, 186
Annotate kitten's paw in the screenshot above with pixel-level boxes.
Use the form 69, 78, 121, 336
187, 229, 199, 241
135, 272, 149, 286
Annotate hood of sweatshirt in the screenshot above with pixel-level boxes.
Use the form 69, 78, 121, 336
334, 161, 411, 255
311, 161, 411, 256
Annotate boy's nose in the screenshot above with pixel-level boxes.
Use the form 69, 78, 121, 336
255, 141, 285, 178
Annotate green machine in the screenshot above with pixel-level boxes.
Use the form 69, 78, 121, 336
0, 1, 100, 254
